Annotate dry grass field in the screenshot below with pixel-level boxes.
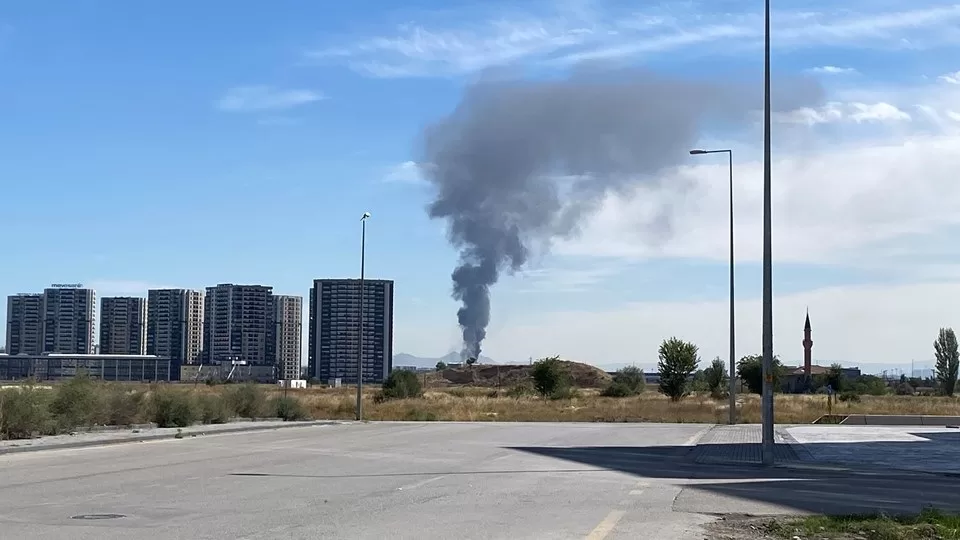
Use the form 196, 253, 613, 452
284, 385, 960, 424
5, 376, 960, 441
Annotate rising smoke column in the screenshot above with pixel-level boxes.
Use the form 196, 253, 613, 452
420, 68, 821, 360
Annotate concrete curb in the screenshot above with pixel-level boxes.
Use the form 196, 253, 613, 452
0, 420, 345, 456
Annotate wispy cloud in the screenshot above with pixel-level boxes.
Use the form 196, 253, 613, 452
216, 86, 325, 112
940, 70, 960, 84
382, 161, 435, 184
808, 65, 859, 75
515, 264, 625, 293
306, 2, 960, 78
775, 101, 912, 125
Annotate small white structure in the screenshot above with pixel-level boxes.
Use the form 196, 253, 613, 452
277, 379, 307, 389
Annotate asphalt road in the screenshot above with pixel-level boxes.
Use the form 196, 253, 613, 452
3, 422, 960, 539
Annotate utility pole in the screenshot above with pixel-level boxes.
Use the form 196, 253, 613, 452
760, 0, 775, 466
356, 212, 370, 421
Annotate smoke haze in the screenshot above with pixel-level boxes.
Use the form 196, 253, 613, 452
420, 68, 821, 360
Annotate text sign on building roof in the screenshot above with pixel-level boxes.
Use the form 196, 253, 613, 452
50, 283, 83, 288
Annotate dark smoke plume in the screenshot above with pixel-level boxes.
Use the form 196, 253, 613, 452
420, 68, 821, 360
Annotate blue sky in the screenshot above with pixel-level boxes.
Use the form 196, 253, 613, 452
3, 1, 960, 373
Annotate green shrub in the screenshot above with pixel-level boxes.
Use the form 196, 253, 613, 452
382, 370, 423, 400
50, 374, 106, 429
270, 396, 309, 421
506, 382, 533, 399
197, 393, 231, 424
838, 391, 862, 403
704, 357, 728, 398
549, 386, 579, 400
531, 356, 570, 398
601, 382, 635, 397
0, 386, 54, 440
103, 386, 148, 426
602, 366, 645, 398
151, 388, 198, 428
224, 383, 268, 418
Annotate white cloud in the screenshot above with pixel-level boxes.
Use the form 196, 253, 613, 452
774, 101, 911, 125
309, 3, 960, 78
551, 76, 960, 269
940, 70, 960, 84
808, 66, 859, 75
216, 86, 325, 112
555, 132, 960, 266
383, 161, 427, 184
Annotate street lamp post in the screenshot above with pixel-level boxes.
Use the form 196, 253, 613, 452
761, 0, 775, 466
689, 148, 736, 425
356, 211, 371, 421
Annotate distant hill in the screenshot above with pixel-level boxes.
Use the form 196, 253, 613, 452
430, 360, 612, 388
393, 352, 497, 369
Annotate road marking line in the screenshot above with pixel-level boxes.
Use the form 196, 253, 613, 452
586, 510, 626, 540
628, 489, 644, 496
399, 475, 446, 491
683, 426, 713, 446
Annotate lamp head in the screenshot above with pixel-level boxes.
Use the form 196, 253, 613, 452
361, 212, 371, 220
689, 149, 707, 155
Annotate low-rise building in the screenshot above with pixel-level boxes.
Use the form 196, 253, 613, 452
0, 353, 172, 382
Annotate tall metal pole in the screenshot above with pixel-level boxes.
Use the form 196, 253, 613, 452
356, 213, 369, 421
689, 148, 737, 425
727, 149, 736, 425
761, 0, 776, 465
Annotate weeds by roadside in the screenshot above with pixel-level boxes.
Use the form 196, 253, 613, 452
764, 507, 960, 540
5, 374, 960, 441
0, 377, 316, 440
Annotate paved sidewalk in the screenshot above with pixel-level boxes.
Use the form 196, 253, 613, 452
785, 425, 960, 476
691, 424, 960, 476
0, 420, 342, 455
689, 425, 802, 465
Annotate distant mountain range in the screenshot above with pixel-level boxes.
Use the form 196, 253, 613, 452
393, 352, 497, 369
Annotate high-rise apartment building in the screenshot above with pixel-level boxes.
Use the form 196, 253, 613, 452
308, 279, 394, 384
203, 284, 273, 365
147, 289, 204, 365
41, 286, 96, 354
99, 297, 147, 355
273, 295, 302, 380
5, 294, 43, 355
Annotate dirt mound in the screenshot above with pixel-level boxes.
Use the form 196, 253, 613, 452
431, 360, 611, 388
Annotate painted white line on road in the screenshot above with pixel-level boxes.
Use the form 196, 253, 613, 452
399, 475, 447, 491
628, 489, 645, 496
585, 509, 626, 540
683, 425, 714, 446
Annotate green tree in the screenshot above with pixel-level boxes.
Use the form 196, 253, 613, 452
435, 361, 447, 372
601, 366, 645, 397
657, 338, 699, 401
382, 370, 423, 400
737, 354, 783, 394
703, 356, 728, 398
934, 327, 960, 396
826, 363, 845, 393
531, 356, 569, 398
